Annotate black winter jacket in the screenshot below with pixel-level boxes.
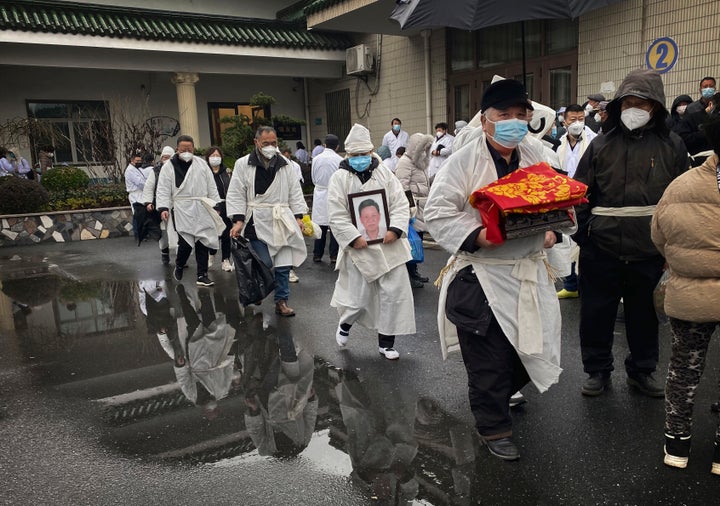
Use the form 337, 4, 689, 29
572, 124, 688, 261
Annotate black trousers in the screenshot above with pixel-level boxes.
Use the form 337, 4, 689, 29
313, 225, 339, 259
457, 318, 530, 439
176, 235, 215, 276
219, 215, 232, 261
578, 243, 664, 375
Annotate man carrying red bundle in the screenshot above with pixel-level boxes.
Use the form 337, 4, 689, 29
425, 79, 579, 461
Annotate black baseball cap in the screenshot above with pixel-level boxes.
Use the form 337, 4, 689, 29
481, 79, 534, 113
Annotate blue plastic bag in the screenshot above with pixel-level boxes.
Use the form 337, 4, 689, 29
408, 219, 424, 264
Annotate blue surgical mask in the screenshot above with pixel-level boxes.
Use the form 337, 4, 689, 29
486, 117, 529, 149
392, 124, 401, 132
702, 87, 716, 99
348, 155, 372, 172
551, 126, 557, 139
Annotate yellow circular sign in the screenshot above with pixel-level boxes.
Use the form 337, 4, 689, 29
646, 37, 678, 74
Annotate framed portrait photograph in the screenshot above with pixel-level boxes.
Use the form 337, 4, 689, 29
348, 189, 390, 245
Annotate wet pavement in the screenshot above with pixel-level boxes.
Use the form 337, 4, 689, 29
1, 237, 719, 505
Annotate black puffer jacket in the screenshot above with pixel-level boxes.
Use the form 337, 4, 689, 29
572, 69, 688, 261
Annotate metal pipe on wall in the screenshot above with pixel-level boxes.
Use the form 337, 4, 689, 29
421, 29, 432, 134
303, 77, 311, 151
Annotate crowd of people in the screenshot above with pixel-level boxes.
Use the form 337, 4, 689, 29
118, 68, 719, 473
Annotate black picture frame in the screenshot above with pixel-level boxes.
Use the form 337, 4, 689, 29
348, 189, 390, 245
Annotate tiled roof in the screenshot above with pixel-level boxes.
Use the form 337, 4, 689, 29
0, 0, 352, 51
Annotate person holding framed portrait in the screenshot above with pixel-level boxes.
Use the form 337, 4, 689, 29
327, 123, 416, 360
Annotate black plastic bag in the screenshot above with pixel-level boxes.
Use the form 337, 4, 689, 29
231, 237, 276, 306
134, 202, 162, 246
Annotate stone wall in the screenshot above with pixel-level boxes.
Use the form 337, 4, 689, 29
0, 207, 133, 247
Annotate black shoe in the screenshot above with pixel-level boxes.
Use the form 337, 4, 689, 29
410, 277, 424, 288
161, 248, 170, 265
663, 433, 691, 469
711, 401, 720, 413
713, 442, 720, 475
174, 265, 184, 281
627, 372, 664, 398
582, 372, 611, 396
483, 437, 520, 461
196, 274, 214, 287
313, 256, 322, 263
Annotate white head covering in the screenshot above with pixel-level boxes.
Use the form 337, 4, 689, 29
161, 146, 175, 157
453, 120, 468, 135
344, 123, 374, 154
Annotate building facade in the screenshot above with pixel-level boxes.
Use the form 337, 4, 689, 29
1, 0, 717, 175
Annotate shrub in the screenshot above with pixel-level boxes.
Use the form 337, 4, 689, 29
45, 183, 128, 211
41, 166, 90, 192
0, 176, 50, 214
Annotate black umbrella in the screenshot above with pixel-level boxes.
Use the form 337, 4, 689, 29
391, 0, 624, 86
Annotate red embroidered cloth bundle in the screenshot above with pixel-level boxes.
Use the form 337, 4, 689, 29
469, 162, 588, 243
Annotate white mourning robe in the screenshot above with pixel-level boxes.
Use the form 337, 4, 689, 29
245, 348, 318, 456
142, 168, 177, 249
327, 156, 415, 336
125, 163, 152, 209
155, 156, 224, 250
311, 148, 344, 226
226, 155, 308, 268
424, 133, 576, 393
173, 309, 235, 404
427, 133, 455, 179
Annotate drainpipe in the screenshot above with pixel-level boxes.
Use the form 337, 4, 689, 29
421, 29, 432, 134
303, 78, 312, 151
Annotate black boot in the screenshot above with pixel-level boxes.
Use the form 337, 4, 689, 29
161, 248, 170, 265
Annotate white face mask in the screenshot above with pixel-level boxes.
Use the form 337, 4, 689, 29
48, 152, 54, 158
585, 104, 594, 113
179, 152, 193, 162
676, 105, 688, 116
567, 121, 585, 137
621, 107, 651, 131
260, 146, 277, 159
594, 113, 601, 123
208, 156, 222, 167
436, 131, 444, 138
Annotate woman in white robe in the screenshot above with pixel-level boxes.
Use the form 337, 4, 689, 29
328, 123, 415, 360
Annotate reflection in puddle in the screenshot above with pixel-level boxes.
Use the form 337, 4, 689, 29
1, 275, 485, 504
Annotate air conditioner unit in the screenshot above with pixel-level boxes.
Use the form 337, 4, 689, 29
346, 44, 373, 76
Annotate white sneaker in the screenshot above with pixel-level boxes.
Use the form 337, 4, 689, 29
510, 391, 527, 408
222, 259, 234, 272
336, 326, 349, 347
289, 269, 299, 283
378, 347, 400, 360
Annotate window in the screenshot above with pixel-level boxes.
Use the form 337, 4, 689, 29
208, 102, 267, 146
27, 100, 112, 164
450, 30, 475, 72
325, 89, 351, 152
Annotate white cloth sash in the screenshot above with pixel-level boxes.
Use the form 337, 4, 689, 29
591, 205, 656, 217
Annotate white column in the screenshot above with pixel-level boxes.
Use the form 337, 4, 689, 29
171, 72, 200, 143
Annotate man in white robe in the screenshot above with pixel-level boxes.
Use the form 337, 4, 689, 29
427, 122, 455, 180
328, 123, 415, 361
125, 152, 151, 239
156, 135, 224, 287
381, 118, 410, 168
143, 145, 175, 265
227, 127, 308, 317
425, 79, 575, 461
311, 134, 343, 263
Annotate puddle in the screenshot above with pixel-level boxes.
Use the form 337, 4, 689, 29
1, 273, 486, 505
